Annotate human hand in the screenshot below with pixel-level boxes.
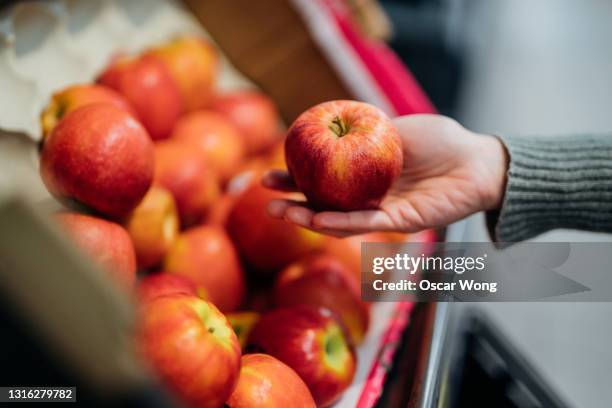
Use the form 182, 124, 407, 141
263, 114, 508, 237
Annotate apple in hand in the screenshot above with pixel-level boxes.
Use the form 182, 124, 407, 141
275, 253, 369, 345
164, 226, 245, 312
55, 212, 136, 291
137, 295, 240, 408
171, 111, 246, 182
40, 104, 154, 218
125, 186, 179, 269
40, 83, 135, 140
285, 100, 402, 211
212, 90, 280, 156
226, 353, 316, 408
154, 140, 220, 227
146, 35, 218, 111
247, 305, 356, 407
98, 54, 182, 140
226, 183, 325, 274
226, 311, 260, 351
136, 273, 200, 303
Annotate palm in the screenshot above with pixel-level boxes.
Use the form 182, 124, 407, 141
264, 115, 506, 236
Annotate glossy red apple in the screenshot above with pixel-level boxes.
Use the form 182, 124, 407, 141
55, 212, 136, 291
275, 253, 369, 345
153, 140, 220, 227
226, 353, 316, 408
146, 35, 218, 111
211, 90, 280, 156
164, 226, 245, 312
226, 311, 260, 351
285, 100, 402, 211
247, 305, 356, 407
40, 83, 135, 140
40, 104, 154, 218
171, 110, 246, 181
137, 295, 240, 408
226, 183, 325, 274
125, 186, 179, 269
98, 54, 182, 140
136, 273, 200, 303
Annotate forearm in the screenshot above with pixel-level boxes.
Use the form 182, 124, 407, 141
489, 133, 612, 241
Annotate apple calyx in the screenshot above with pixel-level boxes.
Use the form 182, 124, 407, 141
329, 116, 349, 137
322, 324, 350, 373
194, 301, 232, 342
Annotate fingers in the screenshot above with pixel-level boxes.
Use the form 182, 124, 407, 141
267, 198, 396, 235
261, 170, 298, 192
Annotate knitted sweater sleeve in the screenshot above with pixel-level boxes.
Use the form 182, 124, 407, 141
488, 133, 612, 242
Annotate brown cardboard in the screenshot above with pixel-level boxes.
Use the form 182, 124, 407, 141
182, 0, 353, 123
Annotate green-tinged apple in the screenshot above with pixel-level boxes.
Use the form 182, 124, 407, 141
226, 183, 325, 274
226, 353, 316, 408
247, 305, 356, 407
136, 273, 201, 303
211, 90, 280, 155
40, 83, 135, 140
164, 226, 245, 312
226, 311, 260, 351
171, 111, 246, 182
55, 212, 136, 291
137, 295, 240, 408
40, 104, 154, 218
275, 253, 369, 345
97, 54, 182, 140
285, 100, 402, 211
154, 140, 220, 227
125, 186, 179, 269
146, 36, 218, 111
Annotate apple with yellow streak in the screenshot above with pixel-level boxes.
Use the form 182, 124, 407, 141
137, 295, 240, 408
125, 186, 179, 269
285, 100, 402, 211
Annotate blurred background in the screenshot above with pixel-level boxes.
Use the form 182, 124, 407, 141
382, 0, 612, 407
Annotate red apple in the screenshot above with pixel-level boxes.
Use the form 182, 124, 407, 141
226, 183, 325, 274
55, 212, 136, 291
171, 110, 246, 181
146, 36, 218, 111
226, 353, 316, 408
274, 253, 369, 345
125, 186, 179, 269
226, 311, 260, 351
136, 273, 201, 303
247, 305, 356, 407
204, 193, 238, 226
211, 90, 281, 156
98, 54, 182, 140
40, 83, 135, 140
137, 295, 240, 408
285, 100, 402, 211
164, 226, 245, 312
40, 104, 154, 218
154, 140, 220, 227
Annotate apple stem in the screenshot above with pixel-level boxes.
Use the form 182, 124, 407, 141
329, 116, 349, 137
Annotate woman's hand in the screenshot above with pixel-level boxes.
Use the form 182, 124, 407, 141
263, 114, 508, 237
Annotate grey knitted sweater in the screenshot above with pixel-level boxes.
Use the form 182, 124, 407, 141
489, 134, 612, 242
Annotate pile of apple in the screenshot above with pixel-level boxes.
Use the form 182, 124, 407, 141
37, 35, 407, 408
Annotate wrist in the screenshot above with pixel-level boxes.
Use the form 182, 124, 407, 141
472, 133, 509, 210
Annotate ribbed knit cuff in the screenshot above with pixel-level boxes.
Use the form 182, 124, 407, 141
488, 133, 612, 242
